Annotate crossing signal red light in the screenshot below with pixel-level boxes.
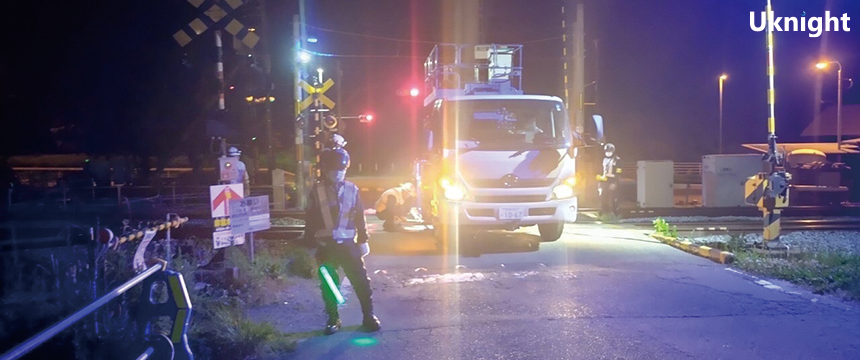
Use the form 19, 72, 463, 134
409, 88, 420, 97
359, 114, 374, 123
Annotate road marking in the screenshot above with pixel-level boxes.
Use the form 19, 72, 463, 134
755, 279, 783, 291
725, 268, 786, 292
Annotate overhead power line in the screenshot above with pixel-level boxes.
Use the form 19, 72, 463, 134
301, 23, 571, 46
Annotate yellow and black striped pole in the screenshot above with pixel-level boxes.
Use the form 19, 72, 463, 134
758, 0, 790, 248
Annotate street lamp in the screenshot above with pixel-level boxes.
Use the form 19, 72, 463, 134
719, 74, 728, 154
298, 50, 311, 64
815, 60, 843, 151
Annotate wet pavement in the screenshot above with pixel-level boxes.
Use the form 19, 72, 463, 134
253, 220, 860, 360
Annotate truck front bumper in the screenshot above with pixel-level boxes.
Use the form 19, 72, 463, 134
438, 197, 577, 228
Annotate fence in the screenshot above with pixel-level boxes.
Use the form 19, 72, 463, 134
0, 217, 193, 360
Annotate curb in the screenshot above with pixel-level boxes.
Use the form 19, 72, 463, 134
651, 234, 734, 264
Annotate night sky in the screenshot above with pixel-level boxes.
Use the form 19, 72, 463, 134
1, 0, 858, 165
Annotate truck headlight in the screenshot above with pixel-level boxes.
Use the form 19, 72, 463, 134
552, 177, 576, 199
440, 177, 466, 201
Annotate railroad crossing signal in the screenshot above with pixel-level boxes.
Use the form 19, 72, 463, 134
744, 173, 789, 209
298, 79, 336, 111
173, 0, 259, 49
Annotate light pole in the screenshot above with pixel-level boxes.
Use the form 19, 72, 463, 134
816, 60, 843, 151
719, 74, 728, 154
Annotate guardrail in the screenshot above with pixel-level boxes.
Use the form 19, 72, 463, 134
0, 217, 193, 360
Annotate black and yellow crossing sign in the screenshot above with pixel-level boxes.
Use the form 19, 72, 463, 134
298, 79, 336, 111
173, 0, 259, 49
745, 173, 789, 209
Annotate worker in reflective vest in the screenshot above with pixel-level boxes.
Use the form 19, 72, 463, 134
598, 143, 621, 215
375, 182, 416, 231
302, 147, 380, 335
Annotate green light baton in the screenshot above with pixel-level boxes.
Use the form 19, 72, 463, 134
319, 265, 345, 305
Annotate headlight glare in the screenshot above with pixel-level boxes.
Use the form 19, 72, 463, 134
552, 184, 574, 199
444, 184, 466, 201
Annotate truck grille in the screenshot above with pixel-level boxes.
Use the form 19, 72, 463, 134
466, 208, 494, 217
469, 178, 554, 188
473, 195, 547, 203
528, 208, 555, 216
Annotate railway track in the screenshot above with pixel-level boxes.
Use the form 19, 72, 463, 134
258, 225, 305, 240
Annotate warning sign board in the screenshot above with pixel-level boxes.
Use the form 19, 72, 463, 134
210, 184, 244, 218
229, 196, 271, 236
213, 230, 245, 249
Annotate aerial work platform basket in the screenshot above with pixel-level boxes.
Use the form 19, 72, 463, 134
423, 44, 524, 106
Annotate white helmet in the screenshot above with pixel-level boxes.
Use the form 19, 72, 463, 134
330, 134, 347, 149
604, 143, 615, 154
228, 146, 241, 157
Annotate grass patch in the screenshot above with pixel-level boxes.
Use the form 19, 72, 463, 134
734, 250, 860, 300
179, 238, 314, 359
652, 217, 678, 238
190, 297, 296, 360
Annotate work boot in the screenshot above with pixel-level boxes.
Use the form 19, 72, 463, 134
361, 314, 381, 332
324, 318, 341, 335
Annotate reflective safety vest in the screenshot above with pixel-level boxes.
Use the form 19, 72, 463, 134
314, 183, 358, 243
375, 186, 406, 213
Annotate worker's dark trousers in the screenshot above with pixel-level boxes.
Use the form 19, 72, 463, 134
599, 180, 618, 215
316, 240, 374, 322
377, 198, 405, 229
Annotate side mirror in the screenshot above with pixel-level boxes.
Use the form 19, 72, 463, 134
592, 114, 605, 143
423, 130, 434, 151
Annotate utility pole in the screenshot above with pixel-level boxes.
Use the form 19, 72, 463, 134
336, 60, 344, 132
292, 15, 306, 209
573, 2, 585, 136
593, 39, 600, 110
215, 29, 228, 158
259, 0, 275, 177
562, 1, 584, 136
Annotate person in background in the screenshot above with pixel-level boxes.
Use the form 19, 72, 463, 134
598, 143, 621, 215
227, 146, 250, 197
375, 182, 416, 232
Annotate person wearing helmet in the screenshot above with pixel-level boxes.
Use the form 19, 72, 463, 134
598, 143, 621, 215
302, 148, 380, 335
327, 133, 348, 150
204, 146, 251, 269
226, 146, 250, 197
375, 182, 416, 231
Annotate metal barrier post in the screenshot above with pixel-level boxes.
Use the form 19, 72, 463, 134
249, 232, 255, 263
138, 269, 193, 360
0, 264, 164, 360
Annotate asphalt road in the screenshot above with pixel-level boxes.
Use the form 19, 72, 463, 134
255, 220, 860, 360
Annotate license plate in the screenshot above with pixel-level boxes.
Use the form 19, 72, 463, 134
498, 207, 526, 220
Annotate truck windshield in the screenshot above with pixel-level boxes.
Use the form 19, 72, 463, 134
443, 99, 570, 150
